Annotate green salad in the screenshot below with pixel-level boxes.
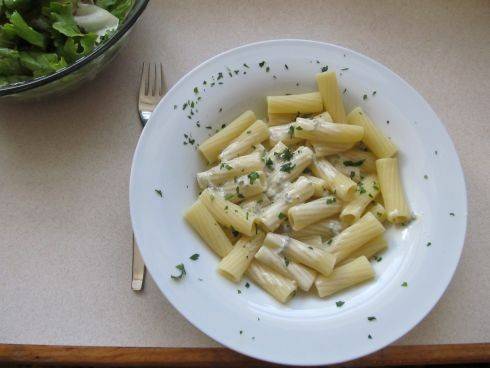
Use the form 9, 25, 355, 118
0, 0, 134, 87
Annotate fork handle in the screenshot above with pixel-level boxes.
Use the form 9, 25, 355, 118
132, 234, 145, 291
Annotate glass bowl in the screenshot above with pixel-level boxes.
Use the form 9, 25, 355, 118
0, 0, 149, 101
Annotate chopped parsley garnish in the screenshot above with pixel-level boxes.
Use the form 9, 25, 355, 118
288, 125, 295, 138
265, 158, 274, 170
219, 107, 223, 112
224, 194, 234, 200
368, 334, 373, 339
220, 163, 233, 171
248, 172, 260, 184
435, 150, 438, 155
358, 185, 366, 194
231, 227, 239, 237
372, 91, 377, 96
326, 197, 336, 204
237, 289, 242, 294
363, 94, 368, 100
336, 301, 345, 307
278, 212, 286, 219
327, 239, 333, 245
350, 171, 355, 179
343, 159, 365, 167
321, 65, 328, 72
275, 148, 293, 161
284, 257, 290, 267
259, 61, 266, 68
246, 130, 251, 134
424, 174, 428, 179
343, 88, 347, 94
427, 242, 432, 247
239, 330, 243, 334
373, 182, 380, 191
217, 72, 223, 80
193, 87, 199, 94
189, 253, 200, 261
266, 66, 270, 72
387, 120, 390, 124
173, 105, 177, 109
373, 255, 382, 262
243, 63, 249, 68
308, 246, 314, 250
280, 162, 296, 173
182, 102, 188, 110
245, 282, 250, 288
170, 264, 186, 280
450, 212, 455, 216
206, 126, 212, 129
341, 67, 349, 71
284, 64, 289, 70
401, 281, 408, 287
367, 316, 376, 321
154, 189, 163, 197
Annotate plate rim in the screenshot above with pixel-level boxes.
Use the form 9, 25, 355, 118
129, 39, 468, 365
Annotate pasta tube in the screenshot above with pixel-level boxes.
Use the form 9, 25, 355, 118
316, 71, 347, 123
290, 218, 345, 239
347, 107, 397, 158
288, 195, 342, 231
294, 117, 364, 144
311, 158, 357, 201
246, 261, 297, 303
184, 200, 233, 257
339, 175, 380, 224
327, 212, 385, 264
254, 245, 317, 291
375, 158, 411, 224
268, 113, 298, 126
199, 188, 256, 236
196, 150, 264, 188
199, 110, 256, 163
217, 171, 267, 203
304, 175, 327, 197
263, 233, 335, 276
315, 256, 374, 297
367, 202, 387, 222
267, 92, 323, 114
218, 231, 265, 282
269, 123, 303, 147
337, 235, 387, 266
219, 120, 270, 161
259, 176, 314, 231
312, 141, 355, 157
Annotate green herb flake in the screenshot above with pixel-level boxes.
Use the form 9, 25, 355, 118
427, 242, 432, 247
259, 61, 266, 68
343, 159, 365, 167
327, 239, 333, 245
245, 282, 250, 288
224, 194, 234, 201
280, 162, 296, 173
189, 253, 200, 261
326, 197, 336, 205
154, 189, 163, 197
401, 281, 408, 287
363, 94, 368, 100
243, 63, 249, 68
288, 125, 295, 138
278, 212, 286, 219
237, 289, 242, 294
387, 120, 390, 124
265, 158, 274, 170
173, 105, 177, 109
284, 257, 290, 267
368, 334, 373, 339
343, 88, 347, 94
284, 64, 289, 70
248, 172, 260, 184
336, 300, 345, 307
321, 66, 328, 72
239, 330, 243, 334
266, 66, 270, 72
170, 264, 186, 280
193, 87, 199, 94
424, 174, 428, 179
450, 212, 455, 216
341, 67, 349, 71
372, 91, 377, 96
367, 316, 376, 321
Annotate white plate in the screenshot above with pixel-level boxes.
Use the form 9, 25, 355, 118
130, 40, 467, 365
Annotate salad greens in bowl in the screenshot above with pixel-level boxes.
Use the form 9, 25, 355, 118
0, 0, 149, 99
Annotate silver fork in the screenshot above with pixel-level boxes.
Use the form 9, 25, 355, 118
132, 62, 166, 291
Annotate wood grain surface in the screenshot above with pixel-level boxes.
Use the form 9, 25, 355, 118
0, 344, 488, 367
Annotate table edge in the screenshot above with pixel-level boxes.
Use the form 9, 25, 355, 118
0, 343, 488, 366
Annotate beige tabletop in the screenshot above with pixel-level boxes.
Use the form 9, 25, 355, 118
0, 0, 489, 348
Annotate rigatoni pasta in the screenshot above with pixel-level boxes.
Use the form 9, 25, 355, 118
185, 69, 411, 304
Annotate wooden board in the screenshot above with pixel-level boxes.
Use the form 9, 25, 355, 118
0, 344, 488, 366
